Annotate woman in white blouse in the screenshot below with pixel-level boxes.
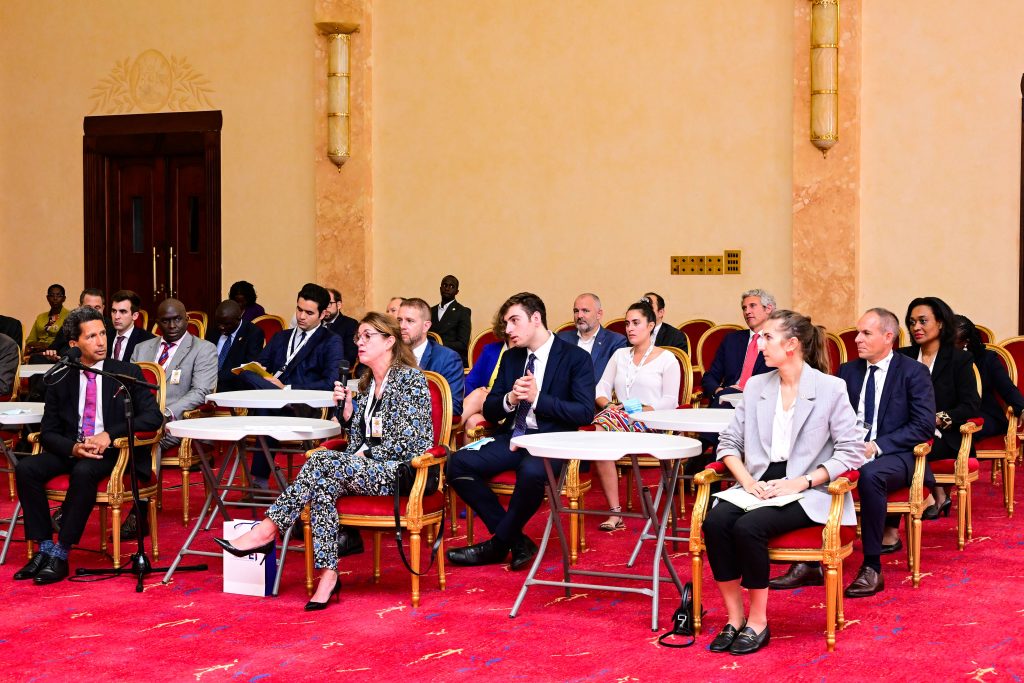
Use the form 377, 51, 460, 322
591, 301, 681, 530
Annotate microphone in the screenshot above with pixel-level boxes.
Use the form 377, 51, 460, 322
41, 347, 83, 384
337, 360, 351, 412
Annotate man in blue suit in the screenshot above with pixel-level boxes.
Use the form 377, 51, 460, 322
205, 299, 264, 392
448, 292, 595, 571
397, 297, 465, 416
556, 292, 627, 381
770, 308, 935, 597
701, 288, 775, 406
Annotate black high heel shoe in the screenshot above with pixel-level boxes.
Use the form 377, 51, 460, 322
938, 498, 952, 517
922, 498, 952, 521
305, 575, 342, 612
214, 537, 275, 557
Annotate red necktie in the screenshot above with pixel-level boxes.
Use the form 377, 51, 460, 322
738, 333, 760, 389
82, 372, 97, 437
158, 341, 174, 367
113, 335, 125, 361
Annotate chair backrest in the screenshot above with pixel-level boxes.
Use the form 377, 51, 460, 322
976, 325, 996, 344
835, 327, 858, 364
427, 331, 443, 345
469, 329, 500, 368
251, 314, 288, 345
824, 332, 847, 375
986, 343, 1017, 385
696, 324, 744, 373
134, 310, 149, 330
186, 311, 208, 328
660, 346, 694, 407
972, 364, 982, 396
604, 317, 627, 336
999, 336, 1024, 393
678, 319, 714, 357
135, 361, 167, 414
555, 320, 576, 334
422, 370, 453, 448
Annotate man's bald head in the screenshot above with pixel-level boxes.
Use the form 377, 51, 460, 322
156, 298, 189, 342
214, 300, 243, 337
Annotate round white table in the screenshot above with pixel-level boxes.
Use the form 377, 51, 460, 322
718, 393, 743, 407
509, 430, 702, 631
631, 408, 735, 433
0, 402, 45, 563
207, 389, 336, 409
18, 365, 52, 378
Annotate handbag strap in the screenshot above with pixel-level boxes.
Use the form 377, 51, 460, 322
657, 582, 702, 648
393, 463, 445, 577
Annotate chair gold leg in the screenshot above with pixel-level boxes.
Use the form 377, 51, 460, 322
181, 467, 190, 525
691, 552, 704, 635
569, 497, 579, 565
427, 525, 435, 544
966, 483, 973, 542
373, 531, 382, 583
579, 497, 587, 552
678, 477, 686, 517
410, 530, 421, 607
625, 467, 635, 512
1007, 457, 1016, 517
466, 509, 475, 545
149, 498, 160, 560
111, 506, 122, 567
156, 471, 163, 511
301, 507, 314, 597
836, 559, 845, 629
825, 562, 838, 652
8, 470, 14, 501
956, 485, 967, 550
99, 506, 108, 555
447, 488, 458, 535
437, 524, 446, 591
911, 514, 923, 587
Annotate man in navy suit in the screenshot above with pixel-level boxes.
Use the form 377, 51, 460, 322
556, 292, 627, 381
205, 299, 265, 392
448, 292, 595, 571
397, 297, 465, 415
643, 292, 689, 353
770, 308, 935, 597
701, 288, 776, 406
107, 290, 155, 363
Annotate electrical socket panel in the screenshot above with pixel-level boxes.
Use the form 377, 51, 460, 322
671, 251, 740, 275
724, 250, 741, 274
706, 255, 723, 275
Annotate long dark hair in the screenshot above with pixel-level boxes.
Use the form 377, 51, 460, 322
905, 296, 956, 350
953, 314, 985, 359
768, 309, 829, 374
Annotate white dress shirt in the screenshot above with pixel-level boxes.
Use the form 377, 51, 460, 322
217, 321, 242, 357
77, 361, 105, 435
503, 331, 555, 430
576, 331, 597, 355
412, 338, 429, 365
596, 347, 680, 410
769, 391, 795, 463
437, 301, 454, 319
856, 350, 893, 444
154, 333, 188, 367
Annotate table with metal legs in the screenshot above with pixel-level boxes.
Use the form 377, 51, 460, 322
0, 403, 44, 565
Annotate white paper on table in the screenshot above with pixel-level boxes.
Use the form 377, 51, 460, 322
0, 409, 28, 415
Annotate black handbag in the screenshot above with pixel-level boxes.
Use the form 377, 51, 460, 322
657, 582, 703, 648
392, 449, 447, 577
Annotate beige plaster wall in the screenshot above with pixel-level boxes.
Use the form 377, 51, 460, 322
861, 2, 1022, 340
0, 0, 317, 327
371, 1, 795, 332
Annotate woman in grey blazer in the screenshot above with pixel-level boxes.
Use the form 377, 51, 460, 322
703, 310, 866, 655
216, 312, 433, 611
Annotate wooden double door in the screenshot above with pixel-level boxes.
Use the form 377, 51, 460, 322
84, 112, 222, 318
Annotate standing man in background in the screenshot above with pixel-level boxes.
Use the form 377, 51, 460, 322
431, 275, 472, 367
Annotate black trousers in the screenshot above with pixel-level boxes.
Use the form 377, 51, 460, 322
857, 455, 910, 556
702, 461, 814, 589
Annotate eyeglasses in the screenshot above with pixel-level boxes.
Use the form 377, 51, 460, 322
353, 331, 388, 344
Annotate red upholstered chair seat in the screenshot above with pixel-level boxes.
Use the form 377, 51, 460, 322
930, 458, 979, 474
489, 470, 518, 486
852, 486, 932, 503
338, 490, 446, 516
974, 435, 1006, 451
768, 524, 857, 549
45, 472, 152, 493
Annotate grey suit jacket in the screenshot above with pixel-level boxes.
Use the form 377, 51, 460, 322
716, 365, 867, 525
131, 333, 219, 419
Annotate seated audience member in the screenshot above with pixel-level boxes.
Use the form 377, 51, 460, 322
463, 309, 509, 432
556, 292, 628, 380
229, 280, 266, 322
13, 307, 162, 585
205, 299, 265, 392
214, 313, 432, 611
447, 292, 595, 571
955, 314, 1024, 441
108, 290, 155, 362
898, 297, 980, 518
0, 315, 23, 351
702, 288, 776, 407
591, 301, 680, 531
641, 292, 689, 353
25, 284, 69, 354
44, 288, 110, 360
701, 310, 865, 655
397, 297, 465, 416
324, 287, 358, 366
431, 275, 472, 367
0, 333, 18, 397
771, 308, 934, 598
385, 297, 405, 318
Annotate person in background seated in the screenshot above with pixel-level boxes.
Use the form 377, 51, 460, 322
954, 314, 1024, 441
385, 297, 405, 318
324, 287, 359, 366
701, 310, 865, 655
431, 275, 472, 367
0, 314, 22, 352
107, 290, 155, 362
397, 297, 465, 416
0, 333, 18, 398
25, 284, 69, 354
557, 292, 627, 381
898, 296, 980, 518
43, 289, 110, 361
229, 280, 265, 323
205, 300, 264, 392
215, 313, 433, 611
590, 300, 680, 531
702, 288, 776, 407
13, 307, 162, 585
641, 292, 689, 353
463, 308, 509, 433
447, 292, 595, 572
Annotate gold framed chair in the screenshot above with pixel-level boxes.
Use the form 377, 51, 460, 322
823, 332, 848, 375
426, 331, 443, 345
974, 343, 1019, 516
186, 310, 208, 329
932, 417, 982, 550
975, 325, 996, 344
468, 328, 500, 370
251, 314, 288, 345
157, 402, 234, 524
692, 324, 744, 403
554, 320, 576, 334
2, 351, 22, 499
604, 317, 627, 336
677, 319, 715, 366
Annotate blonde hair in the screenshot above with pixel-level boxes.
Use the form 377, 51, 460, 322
356, 311, 416, 393
768, 309, 829, 374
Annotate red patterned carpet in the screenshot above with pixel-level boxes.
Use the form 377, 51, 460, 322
1, 467, 1022, 682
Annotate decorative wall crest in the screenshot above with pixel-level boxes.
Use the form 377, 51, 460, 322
88, 49, 215, 114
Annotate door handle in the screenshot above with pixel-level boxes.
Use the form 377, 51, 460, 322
168, 246, 175, 298
152, 247, 158, 298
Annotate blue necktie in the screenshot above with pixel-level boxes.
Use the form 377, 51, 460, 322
218, 334, 231, 369
863, 365, 877, 442
511, 353, 537, 438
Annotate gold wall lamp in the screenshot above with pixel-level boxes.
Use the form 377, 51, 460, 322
810, 0, 839, 157
316, 22, 359, 169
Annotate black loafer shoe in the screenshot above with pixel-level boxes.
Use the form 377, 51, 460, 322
446, 538, 510, 567
509, 536, 539, 571
13, 553, 50, 581
33, 556, 69, 585
709, 621, 745, 652
729, 624, 770, 655
768, 562, 824, 590
337, 528, 365, 557
879, 538, 903, 555
844, 565, 884, 598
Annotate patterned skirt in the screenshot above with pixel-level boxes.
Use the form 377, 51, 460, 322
592, 406, 651, 433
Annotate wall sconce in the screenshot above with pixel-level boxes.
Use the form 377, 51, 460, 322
809, 0, 839, 157
316, 22, 358, 169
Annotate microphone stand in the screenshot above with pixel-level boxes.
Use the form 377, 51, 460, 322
64, 359, 207, 592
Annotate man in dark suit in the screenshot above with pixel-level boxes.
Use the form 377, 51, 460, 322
13, 307, 162, 584
0, 333, 18, 398
107, 290, 155, 362
205, 299, 264, 392
0, 314, 23, 351
770, 308, 935, 597
324, 287, 358, 366
398, 298, 465, 416
701, 288, 775, 407
431, 274, 472, 367
557, 292, 628, 381
447, 292, 595, 571
643, 292, 689, 353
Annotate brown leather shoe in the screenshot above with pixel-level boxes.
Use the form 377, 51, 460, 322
768, 562, 823, 590
844, 565, 884, 598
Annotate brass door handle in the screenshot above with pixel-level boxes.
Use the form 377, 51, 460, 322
152, 247, 158, 298
168, 246, 175, 298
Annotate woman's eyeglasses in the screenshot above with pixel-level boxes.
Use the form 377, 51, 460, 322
353, 331, 388, 344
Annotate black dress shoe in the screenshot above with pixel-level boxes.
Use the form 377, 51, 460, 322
768, 562, 823, 590
709, 621, 745, 652
879, 538, 903, 554
509, 536, 539, 571
844, 565, 884, 598
13, 553, 50, 581
446, 538, 510, 567
213, 537, 275, 557
33, 556, 69, 585
729, 624, 770, 655
337, 528, 365, 557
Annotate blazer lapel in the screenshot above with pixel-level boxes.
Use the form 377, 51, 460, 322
789, 366, 818, 452
757, 374, 779, 454
541, 337, 566, 394
421, 341, 434, 369
165, 334, 193, 373
285, 327, 320, 374
932, 344, 952, 379
848, 359, 866, 408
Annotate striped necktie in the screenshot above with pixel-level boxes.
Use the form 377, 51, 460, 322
511, 353, 538, 438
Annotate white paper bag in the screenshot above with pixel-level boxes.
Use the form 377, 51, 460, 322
222, 520, 277, 597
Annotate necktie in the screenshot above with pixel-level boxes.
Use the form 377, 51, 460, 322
863, 365, 878, 442
113, 335, 125, 361
158, 341, 174, 367
738, 333, 760, 389
218, 334, 231, 369
82, 372, 97, 437
291, 330, 307, 355
511, 353, 537, 438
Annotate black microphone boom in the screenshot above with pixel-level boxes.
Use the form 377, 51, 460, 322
42, 347, 82, 384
